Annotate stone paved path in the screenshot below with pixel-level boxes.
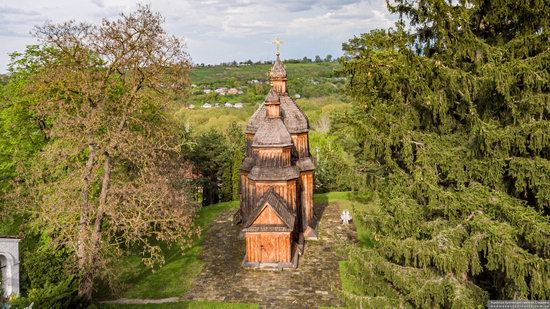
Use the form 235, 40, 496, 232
185, 200, 357, 309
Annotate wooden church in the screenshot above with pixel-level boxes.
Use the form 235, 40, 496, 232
236, 48, 316, 269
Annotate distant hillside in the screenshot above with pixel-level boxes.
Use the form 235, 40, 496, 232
184, 61, 345, 108
177, 62, 350, 133
190, 62, 342, 86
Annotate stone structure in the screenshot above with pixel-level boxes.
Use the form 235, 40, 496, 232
0, 237, 21, 297
236, 47, 315, 269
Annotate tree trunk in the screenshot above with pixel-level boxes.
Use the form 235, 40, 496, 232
77, 143, 95, 272
79, 152, 111, 300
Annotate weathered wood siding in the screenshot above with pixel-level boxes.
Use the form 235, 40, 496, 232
291, 133, 309, 158
245, 232, 291, 263
300, 171, 314, 227
254, 181, 297, 211
266, 104, 280, 118
273, 79, 286, 95
246, 133, 254, 157
257, 146, 291, 167
252, 205, 284, 225
247, 179, 256, 219
240, 171, 249, 217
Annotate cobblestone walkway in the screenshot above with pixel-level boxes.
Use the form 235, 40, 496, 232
185, 200, 357, 309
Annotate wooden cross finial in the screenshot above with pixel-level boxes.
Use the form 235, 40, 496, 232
272, 36, 284, 56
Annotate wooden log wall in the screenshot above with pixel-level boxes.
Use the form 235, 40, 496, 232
291, 133, 310, 158
247, 179, 257, 218
272, 79, 287, 95
255, 180, 297, 211
240, 171, 250, 218
300, 171, 314, 227
252, 206, 284, 225
266, 103, 280, 118
257, 147, 291, 167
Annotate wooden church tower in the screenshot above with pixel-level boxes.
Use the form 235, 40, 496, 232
236, 46, 316, 269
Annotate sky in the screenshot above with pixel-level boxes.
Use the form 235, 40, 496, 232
0, 0, 397, 72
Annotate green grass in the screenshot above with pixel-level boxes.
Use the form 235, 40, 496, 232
334, 191, 382, 308
102, 300, 258, 309
97, 201, 239, 300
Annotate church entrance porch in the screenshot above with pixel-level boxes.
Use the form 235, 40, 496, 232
185, 199, 356, 308
242, 231, 299, 269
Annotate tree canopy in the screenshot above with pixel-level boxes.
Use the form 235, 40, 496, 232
4, 5, 197, 300
334, 0, 550, 307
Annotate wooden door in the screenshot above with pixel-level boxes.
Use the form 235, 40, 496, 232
260, 234, 277, 262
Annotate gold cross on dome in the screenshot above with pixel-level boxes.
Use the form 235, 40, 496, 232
272, 36, 284, 55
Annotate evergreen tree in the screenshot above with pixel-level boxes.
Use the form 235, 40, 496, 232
334, 0, 550, 307
232, 150, 243, 201
220, 164, 233, 202
187, 130, 228, 205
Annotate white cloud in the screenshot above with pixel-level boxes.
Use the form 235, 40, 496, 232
0, 0, 396, 72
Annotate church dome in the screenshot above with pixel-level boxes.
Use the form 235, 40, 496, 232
246, 104, 265, 133
252, 118, 292, 147
269, 54, 287, 79
280, 96, 309, 133
265, 88, 280, 103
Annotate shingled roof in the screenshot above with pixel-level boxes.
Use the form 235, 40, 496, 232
240, 156, 255, 172
280, 96, 309, 133
296, 157, 315, 171
245, 104, 266, 134
244, 188, 295, 228
245, 96, 309, 134
248, 166, 300, 181
265, 88, 280, 103
269, 54, 287, 79
252, 118, 292, 147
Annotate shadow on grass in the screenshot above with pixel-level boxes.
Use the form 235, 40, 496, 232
95, 201, 240, 300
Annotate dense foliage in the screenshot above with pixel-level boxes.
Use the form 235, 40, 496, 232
0, 45, 46, 219
185, 123, 245, 206
1, 5, 198, 301
334, 0, 550, 307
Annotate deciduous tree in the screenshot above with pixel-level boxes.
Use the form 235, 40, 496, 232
11, 5, 196, 299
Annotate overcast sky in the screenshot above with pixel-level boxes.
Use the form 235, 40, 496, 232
0, 0, 396, 72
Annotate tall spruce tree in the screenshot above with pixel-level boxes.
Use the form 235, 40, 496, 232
334, 0, 550, 307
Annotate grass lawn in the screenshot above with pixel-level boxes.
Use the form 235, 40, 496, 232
96, 201, 239, 300
102, 300, 258, 309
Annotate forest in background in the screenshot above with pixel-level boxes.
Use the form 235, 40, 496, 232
1, 0, 549, 307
